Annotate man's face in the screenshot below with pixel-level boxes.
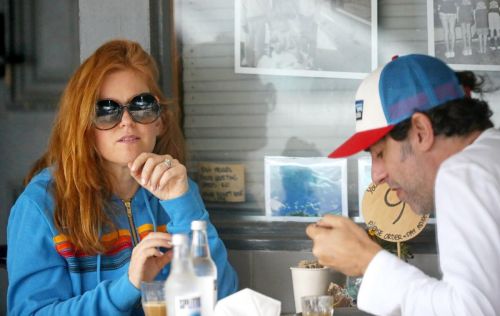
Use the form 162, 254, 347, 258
369, 135, 434, 215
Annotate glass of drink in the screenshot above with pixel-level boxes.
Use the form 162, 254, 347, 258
141, 281, 167, 316
301, 295, 334, 316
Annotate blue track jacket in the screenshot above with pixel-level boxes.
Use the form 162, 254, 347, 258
7, 168, 238, 315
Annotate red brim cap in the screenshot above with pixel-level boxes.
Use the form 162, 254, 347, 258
328, 125, 395, 158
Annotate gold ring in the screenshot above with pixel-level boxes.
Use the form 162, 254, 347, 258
163, 159, 172, 168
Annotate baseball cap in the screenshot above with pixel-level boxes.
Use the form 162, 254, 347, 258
328, 54, 465, 158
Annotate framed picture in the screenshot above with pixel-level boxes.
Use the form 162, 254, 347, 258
357, 156, 372, 221
265, 156, 348, 220
427, 0, 500, 70
235, 0, 378, 79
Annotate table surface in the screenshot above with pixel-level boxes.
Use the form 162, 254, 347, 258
282, 307, 373, 316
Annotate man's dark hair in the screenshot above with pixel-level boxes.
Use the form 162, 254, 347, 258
389, 71, 494, 141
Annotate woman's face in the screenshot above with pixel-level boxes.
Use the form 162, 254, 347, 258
94, 69, 162, 170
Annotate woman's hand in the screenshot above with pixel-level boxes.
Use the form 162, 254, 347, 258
128, 153, 189, 200
128, 232, 173, 289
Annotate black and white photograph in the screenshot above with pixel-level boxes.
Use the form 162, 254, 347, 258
428, 0, 500, 70
265, 156, 348, 220
235, 0, 378, 79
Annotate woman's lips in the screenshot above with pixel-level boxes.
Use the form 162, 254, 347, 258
118, 135, 140, 143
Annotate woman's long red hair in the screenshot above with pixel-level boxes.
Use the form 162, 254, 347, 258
24, 40, 185, 254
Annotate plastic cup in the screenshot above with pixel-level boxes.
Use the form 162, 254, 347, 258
301, 295, 334, 316
290, 267, 331, 313
141, 281, 167, 316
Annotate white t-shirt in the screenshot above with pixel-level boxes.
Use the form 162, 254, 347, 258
358, 128, 500, 316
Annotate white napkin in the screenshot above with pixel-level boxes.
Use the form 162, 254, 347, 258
214, 288, 281, 316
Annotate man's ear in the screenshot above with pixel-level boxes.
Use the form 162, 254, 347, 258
410, 113, 434, 152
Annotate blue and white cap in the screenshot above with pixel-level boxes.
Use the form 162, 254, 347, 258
329, 54, 465, 158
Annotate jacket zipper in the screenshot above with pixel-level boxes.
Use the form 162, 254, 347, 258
123, 200, 139, 246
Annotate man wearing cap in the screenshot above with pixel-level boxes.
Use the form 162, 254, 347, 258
307, 54, 500, 315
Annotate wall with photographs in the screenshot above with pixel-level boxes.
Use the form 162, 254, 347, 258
175, 2, 500, 310
178, 0, 500, 220
181, 0, 364, 218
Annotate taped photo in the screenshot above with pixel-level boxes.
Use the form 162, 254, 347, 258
265, 156, 348, 220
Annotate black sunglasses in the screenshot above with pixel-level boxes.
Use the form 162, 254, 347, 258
94, 93, 162, 130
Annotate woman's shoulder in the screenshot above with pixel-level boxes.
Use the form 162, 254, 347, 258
9, 168, 57, 233
23, 168, 53, 195
15, 168, 55, 210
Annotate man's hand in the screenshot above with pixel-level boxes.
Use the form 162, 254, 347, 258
306, 215, 382, 276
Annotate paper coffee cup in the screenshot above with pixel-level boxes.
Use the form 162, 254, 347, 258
290, 267, 331, 314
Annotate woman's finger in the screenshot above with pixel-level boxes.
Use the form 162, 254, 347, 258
140, 155, 173, 188
129, 152, 153, 174
157, 161, 184, 191
149, 159, 174, 191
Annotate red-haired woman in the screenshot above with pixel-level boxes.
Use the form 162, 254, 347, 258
7, 39, 238, 315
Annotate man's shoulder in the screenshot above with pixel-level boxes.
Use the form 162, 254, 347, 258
444, 128, 500, 172
464, 128, 500, 156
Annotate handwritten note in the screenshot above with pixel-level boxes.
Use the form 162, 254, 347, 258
198, 162, 245, 202
366, 215, 428, 242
